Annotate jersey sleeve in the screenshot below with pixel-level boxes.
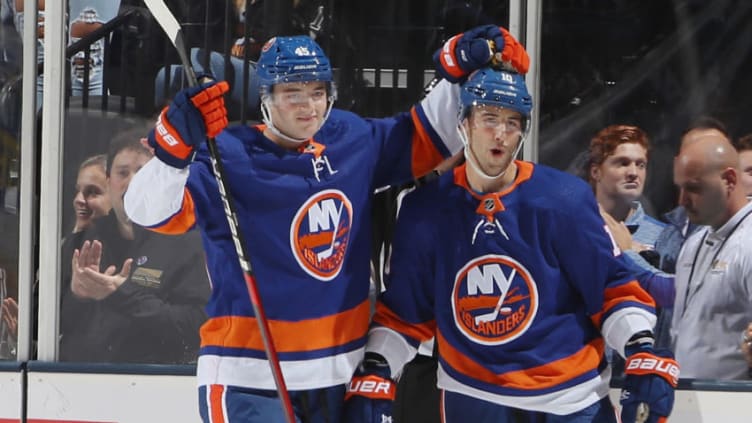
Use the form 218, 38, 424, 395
366, 190, 437, 377
553, 186, 657, 357
621, 251, 675, 307
369, 80, 464, 188
123, 156, 197, 234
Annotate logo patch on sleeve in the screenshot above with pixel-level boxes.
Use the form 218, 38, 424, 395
290, 189, 353, 281
452, 255, 538, 345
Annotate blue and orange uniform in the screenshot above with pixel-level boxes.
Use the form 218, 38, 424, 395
366, 161, 657, 418
124, 80, 463, 421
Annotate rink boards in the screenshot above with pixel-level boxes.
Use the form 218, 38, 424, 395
1, 362, 751, 422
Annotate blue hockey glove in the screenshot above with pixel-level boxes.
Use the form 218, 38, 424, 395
148, 80, 229, 168
433, 25, 529, 83
342, 353, 396, 423
620, 333, 679, 423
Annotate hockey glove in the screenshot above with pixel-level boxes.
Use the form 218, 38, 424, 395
342, 353, 396, 423
433, 24, 530, 83
620, 332, 679, 423
148, 80, 230, 168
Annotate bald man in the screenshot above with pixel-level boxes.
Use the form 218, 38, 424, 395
654, 119, 728, 274
670, 133, 752, 379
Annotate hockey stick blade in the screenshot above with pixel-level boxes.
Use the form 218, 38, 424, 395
141, 1, 295, 422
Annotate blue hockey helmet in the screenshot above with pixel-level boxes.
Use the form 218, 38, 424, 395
459, 67, 533, 122
256, 36, 334, 93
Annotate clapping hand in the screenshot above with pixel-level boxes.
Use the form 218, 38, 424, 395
71, 240, 132, 300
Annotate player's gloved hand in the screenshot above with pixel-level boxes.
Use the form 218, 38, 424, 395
342, 353, 396, 423
620, 332, 679, 423
148, 80, 230, 168
433, 24, 530, 83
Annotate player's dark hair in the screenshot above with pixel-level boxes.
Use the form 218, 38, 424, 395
735, 133, 752, 153
106, 125, 153, 177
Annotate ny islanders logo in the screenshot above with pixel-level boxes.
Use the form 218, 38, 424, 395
452, 255, 538, 345
290, 189, 353, 281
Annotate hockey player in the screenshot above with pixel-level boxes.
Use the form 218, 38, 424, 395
343, 67, 679, 422
123, 28, 529, 423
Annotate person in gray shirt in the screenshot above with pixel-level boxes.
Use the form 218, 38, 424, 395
671, 131, 752, 380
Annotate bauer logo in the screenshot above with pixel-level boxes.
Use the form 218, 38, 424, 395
290, 189, 353, 281
452, 255, 538, 345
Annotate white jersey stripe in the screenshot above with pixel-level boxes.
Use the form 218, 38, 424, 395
124, 156, 190, 227
420, 79, 463, 154
197, 348, 363, 390
437, 363, 611, 415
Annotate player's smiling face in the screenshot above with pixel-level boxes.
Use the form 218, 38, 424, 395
464, 105, 523, 176
268, 81, 329, 141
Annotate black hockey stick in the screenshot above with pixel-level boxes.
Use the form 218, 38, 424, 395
141, 1, 295, 421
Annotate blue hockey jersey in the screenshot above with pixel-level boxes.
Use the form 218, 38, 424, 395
123, 80, 463, 391
367, 161, 656, 414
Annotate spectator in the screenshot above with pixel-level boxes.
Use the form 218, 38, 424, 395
345, 67, 677, 423
0, 152, 112, 359
734, 132, 752, 196
59, 126, 211, 364
671, 131, 752, 379
655, 117, 729, 274
647, 117, 730, 348
587, 125, 674, 366
587, 124, 666, 275
124, 28, 529, 423
70, 154, 110, 234
69, 6, 104, 96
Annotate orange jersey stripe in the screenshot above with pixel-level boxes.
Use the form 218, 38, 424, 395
209, 384, 226, 423
372, 302, 436, 343
410, 107, 445, 177
201, 299, 371, 352
590, 280, 656, 328
437, 331, 605, 390
149, 188, 197, 235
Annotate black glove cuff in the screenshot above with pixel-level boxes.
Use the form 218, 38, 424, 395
364, 352, 389, 367
626, 330, 655, 348
624, 330, 655, 357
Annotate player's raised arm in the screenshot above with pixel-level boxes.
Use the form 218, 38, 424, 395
124, 81, 228, 232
